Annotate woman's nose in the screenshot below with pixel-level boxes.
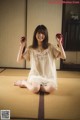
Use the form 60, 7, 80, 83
39, 33, 43, 39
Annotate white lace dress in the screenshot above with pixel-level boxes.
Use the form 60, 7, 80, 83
23, 44, 61, 89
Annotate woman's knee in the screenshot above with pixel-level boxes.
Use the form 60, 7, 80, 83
31, 84, 40, 93
44, 85, 57, 93
32, 86, 40, 93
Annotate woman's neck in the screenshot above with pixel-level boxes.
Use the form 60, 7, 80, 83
38, 42, 42, 48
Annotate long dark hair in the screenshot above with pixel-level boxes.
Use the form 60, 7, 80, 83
31, 25, 49, 49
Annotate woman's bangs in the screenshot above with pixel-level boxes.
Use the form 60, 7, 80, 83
37, 29, 45, 35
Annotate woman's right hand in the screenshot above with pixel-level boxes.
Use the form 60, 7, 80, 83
20, 37, 26, 47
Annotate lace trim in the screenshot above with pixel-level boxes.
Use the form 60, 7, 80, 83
33, 48, 49, 56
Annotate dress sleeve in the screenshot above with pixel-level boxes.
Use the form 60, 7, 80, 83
50, 44, 61, 59
23, 46, 31, 61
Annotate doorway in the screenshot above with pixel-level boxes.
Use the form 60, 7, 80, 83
61, 0, 80, 70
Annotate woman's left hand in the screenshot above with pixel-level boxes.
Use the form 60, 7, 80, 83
56, 37, 62, 47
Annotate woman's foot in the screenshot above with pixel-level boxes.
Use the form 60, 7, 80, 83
14, 80, 27, 88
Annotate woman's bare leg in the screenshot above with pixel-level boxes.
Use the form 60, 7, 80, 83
14, 80, 40, 93
30, 82, 40, 93
40, 84, 57, 93
14, 80, 27, 88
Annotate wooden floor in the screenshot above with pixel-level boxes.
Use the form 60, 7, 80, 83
0, 69, 80, 120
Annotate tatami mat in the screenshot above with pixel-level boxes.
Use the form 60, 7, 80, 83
45, 95, 80, 119
57, 71, 80, 78
0, 69, 30, 76
0, 69, 80, 78
0, 76, 39, 118
0, 68, 5, 73
0, 69, 80, 119
45, 78, 80, 119
54, 78, 80, 96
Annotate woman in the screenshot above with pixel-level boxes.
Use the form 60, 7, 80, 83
14, 25, 66, 93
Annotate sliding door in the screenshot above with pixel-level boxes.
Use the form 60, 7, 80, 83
0, 0, 26, 68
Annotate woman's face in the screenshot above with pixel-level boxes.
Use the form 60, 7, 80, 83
36, 32, 45, 44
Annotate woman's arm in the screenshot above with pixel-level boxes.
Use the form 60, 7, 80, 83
17, 45, 25, 62
57, 38, 66, 60
17, 37, 26, 62
58, 40, 66, 59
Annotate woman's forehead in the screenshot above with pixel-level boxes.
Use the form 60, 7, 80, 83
37, 30, 45, 34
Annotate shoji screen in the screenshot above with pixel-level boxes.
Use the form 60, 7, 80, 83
0, 0, 26, 68
27, 0, 62, 69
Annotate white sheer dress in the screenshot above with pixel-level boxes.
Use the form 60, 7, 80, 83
23, 43, 61, 90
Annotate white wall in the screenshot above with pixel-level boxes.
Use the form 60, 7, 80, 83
27, 0, 62, 69
0, 0, 26, 68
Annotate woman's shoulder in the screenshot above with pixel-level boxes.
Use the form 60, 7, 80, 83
27, 45, 33, 50
24, 45, 32, 53
48, 43, 54, 49
27, 45, 36, 52
48, 43, 58, 51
